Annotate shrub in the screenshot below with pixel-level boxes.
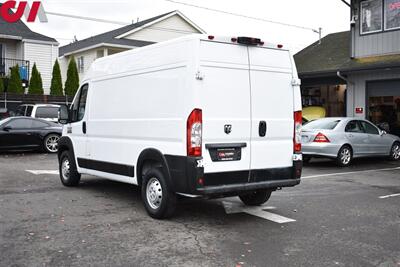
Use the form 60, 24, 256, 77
28, 63, 44, 94
0, 78, 4, 93
64, 56, 79, 96
8, 65, 24, 94
50, 59, 63, 96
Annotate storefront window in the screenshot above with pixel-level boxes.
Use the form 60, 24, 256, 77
361, 0, 383, 34
385, 0, 400, 30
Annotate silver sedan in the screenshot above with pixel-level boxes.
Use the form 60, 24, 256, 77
302, 117, 400, 166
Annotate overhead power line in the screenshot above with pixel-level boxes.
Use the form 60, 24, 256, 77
46, 11, 197, 35
46, 11, 128, 25
164, 0, 320, 33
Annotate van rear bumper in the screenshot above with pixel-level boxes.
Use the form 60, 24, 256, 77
164, 155, 302, 196
196, 178, 301, 195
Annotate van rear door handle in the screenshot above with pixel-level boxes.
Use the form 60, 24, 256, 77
82, 121, 87, 134
259, 121, 267, 137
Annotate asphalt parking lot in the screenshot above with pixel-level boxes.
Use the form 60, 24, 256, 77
0, 153, 399, 267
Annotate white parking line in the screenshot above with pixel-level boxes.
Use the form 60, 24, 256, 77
302, 166, 400, 179
26, 170, 59, 175
379, 193, 400, 199
222, 201, 296, 223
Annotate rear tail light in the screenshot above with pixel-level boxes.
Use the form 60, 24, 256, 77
187, 109, 202, 157
313, 133, 330, 143
294, 111, 302, 153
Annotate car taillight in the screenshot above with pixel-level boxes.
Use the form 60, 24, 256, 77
187, 109, 202, 157
294, 111, 302, 153
313, 132, 330, 143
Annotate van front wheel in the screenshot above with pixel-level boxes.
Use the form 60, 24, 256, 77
239, 190, 272, 206
59, 151, 81, 186
141, 168, 176, 219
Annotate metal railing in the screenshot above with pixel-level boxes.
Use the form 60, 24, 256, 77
0, 58, 30, 81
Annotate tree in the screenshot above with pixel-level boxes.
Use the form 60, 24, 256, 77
28, 63, 44, 94
0, 78, 4, 93
64, 56, 79, 96
8, 65, 24, 94
50, 59, 63, 96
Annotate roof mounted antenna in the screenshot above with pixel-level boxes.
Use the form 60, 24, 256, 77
313, 27, 322, 45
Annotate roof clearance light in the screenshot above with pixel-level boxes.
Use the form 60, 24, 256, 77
208, 35, 215, 40
277, 44, 283, 48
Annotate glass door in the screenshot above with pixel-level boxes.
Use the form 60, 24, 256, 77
367, 80, 400, 137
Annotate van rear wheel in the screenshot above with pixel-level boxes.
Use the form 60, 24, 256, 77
141, 168, 176, 219
239, 190, 272, 206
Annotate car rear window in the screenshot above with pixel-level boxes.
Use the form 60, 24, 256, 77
35, 107, 59, 119
303, 119, 341, 130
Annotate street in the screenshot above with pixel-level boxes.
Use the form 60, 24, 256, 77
0, 153, 399, 267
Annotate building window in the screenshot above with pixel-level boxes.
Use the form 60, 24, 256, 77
384, 0, 400, 30
96, 50, 104, 58
77, 56, 84, 73
361, 0, 383, 34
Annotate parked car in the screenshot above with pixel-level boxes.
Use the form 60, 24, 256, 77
302, 117, 400, 166
15, 104, 61, 123
0, 117, 62, 153
57, 35, 303, 219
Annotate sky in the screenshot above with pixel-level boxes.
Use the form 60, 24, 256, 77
25, 0, 351, 53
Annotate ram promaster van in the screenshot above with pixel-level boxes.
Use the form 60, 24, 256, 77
57, 35, 303, 219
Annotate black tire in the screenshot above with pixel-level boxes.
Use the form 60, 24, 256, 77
303, 156, 311, 164
141, 168, 176, 219
43, 134, 60, 153
336, 145, 353, 167
239, 190, 272, 206
389, 142, 400, 161
59, 150, 81, 187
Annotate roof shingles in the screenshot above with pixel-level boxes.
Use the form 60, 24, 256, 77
59, 11, 176, 56
0, 3, 57, 43
294, 31, 400, 77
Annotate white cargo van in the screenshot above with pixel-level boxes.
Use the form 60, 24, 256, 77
57, 35, 303, 219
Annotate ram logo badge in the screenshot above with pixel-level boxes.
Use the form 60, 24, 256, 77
224, 124, 232, 134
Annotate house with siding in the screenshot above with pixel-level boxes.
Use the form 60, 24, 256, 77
294, 0, 400, 136
0, 4, 59, 93
59, 10, 205, 83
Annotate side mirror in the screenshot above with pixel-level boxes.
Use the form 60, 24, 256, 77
380, 130, 387, 136
3, 126, 11, 132
58, 105, 70, 125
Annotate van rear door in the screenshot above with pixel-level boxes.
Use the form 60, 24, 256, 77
248, 47, 294, 169
199, 41, 251, 174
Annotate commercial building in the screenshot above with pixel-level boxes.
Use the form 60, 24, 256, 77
295, 0, 400, 136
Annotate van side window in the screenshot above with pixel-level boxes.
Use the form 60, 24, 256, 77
71, 84, 88, 122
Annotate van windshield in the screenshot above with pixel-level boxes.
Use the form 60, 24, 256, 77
303, 119, 341, 130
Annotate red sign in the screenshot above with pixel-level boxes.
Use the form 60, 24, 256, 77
0, 1, 47, 23
389, 2, 400, 10
355, 107, 364, 114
